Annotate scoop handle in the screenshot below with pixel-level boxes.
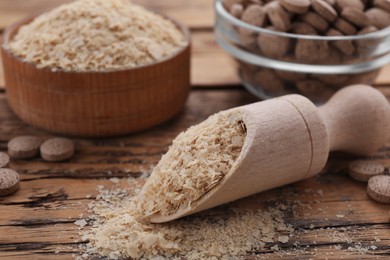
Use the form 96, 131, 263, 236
319, 85, 390, 156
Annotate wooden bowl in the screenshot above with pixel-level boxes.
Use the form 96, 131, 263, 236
1, 14, 191, 137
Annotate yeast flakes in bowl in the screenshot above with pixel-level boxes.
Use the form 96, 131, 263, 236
1, 0, 191, 137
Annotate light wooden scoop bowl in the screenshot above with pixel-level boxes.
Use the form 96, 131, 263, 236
151, 85, 390, 223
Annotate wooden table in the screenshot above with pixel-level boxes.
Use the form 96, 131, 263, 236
0, 1, 389, 259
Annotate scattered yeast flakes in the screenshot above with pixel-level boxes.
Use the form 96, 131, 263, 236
81, 183, 294, 259
79, 169, 384, 259
6, 0, 186, 72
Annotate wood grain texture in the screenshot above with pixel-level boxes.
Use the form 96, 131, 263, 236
0, 1, 389, 258
0, 53, 3, 88
375, 65, 390, 85
0, 89, 390, 259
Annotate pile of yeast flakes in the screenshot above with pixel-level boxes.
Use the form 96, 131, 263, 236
82, 183, 293, 259
138, 110, 246, 218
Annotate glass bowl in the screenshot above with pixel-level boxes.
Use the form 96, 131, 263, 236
214, 0, 390, 103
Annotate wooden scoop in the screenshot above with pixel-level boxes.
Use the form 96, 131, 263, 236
150, 85, 390, 223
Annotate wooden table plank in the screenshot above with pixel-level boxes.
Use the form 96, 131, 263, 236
0, 51, 3, 88
133, 0, 214, 29
375, 66, 390, 85
0, 89, 390, 259
192, 32, 239, 86
1, 174, 389, 226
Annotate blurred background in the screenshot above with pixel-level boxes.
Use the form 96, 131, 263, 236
1, 0, 389, 91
